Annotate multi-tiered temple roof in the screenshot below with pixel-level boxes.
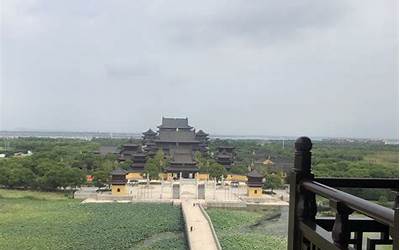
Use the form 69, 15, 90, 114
118, 143, 146, 172
157, 117, 193, 130
246, 169, 263, 187
156, 130, 199, 143
142, 117, 209, 178
196, 130, 209, 155
164, 148, 198, 173
142, 129, 158, 157
216, 145, 235, 171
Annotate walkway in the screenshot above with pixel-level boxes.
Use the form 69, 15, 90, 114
181, 199, 220, 250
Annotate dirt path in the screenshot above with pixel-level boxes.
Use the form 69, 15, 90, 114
181, 199, 219, 250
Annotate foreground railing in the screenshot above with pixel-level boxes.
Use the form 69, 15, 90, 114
288, 137, 399, 250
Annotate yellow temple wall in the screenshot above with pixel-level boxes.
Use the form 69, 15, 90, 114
159, 173, 174, 181
112, 185, 128, 195
196, 173, 209, 181
126, 172, 143, 180
226, 174, 248, 182
247, 187, 262, 197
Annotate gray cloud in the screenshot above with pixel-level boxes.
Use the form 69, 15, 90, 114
0, 0, 398, 139
165, 1, 350, 47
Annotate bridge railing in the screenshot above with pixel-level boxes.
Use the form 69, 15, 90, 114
288, 137, 398, 250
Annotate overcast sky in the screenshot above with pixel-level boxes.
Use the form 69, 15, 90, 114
1, 0, 398, 139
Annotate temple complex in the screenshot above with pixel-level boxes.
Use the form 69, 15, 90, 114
108, 117, 241, 180
216, 145, 235, 170
143, 117, 209, 178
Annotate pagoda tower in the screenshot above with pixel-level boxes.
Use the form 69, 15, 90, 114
246, 169, 264, 198
195, 130, 209, 155
110, 168, 128, 195
118, 144, 146, 174
216, 145, 235, 171
142, 129, 158, 157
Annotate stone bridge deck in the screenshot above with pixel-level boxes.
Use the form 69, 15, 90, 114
181, 199, 220, 250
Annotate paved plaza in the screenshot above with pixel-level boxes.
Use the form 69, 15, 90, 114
79, 179, 288, 206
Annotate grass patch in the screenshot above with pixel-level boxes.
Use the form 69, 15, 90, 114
207, 207, 287, 250
0, 189, 68, 200
0, 189, 187, 250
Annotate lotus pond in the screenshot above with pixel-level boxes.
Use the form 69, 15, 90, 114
0, 189, 187, 250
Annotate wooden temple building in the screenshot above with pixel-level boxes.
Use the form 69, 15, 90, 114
216, 145, 235, 171
110, 168, 128, 195
246, 169, 264, 197
118, 143, 147, 176
113, 118, 209, 179
142, 129, 158, 157
195, 130, 209, 155
152, 117, 208, 178
111, 117, 240, 179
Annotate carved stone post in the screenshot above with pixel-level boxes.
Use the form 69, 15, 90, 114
288, 137, 316, 250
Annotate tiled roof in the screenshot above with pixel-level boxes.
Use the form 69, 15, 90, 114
170, 148, 196, 164
111, 168, 127, 175
247, 169, 263, 178
158, 117, 192, 128
157, 130, 199, 143
196, 130, 208, 136
94, 146, 119, 155
143, 129, 157, 135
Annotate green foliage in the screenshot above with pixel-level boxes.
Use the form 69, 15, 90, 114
0, 138, 107, 191
208, 208, 287, 250
0, 190, 187, 250
145, 159, 160, 180
154, 149, 166, 168
208, 162, 226, 180
263, 174, 283, 192
144, 150, 166, 180
229, 165, 248, 175
119, 159, 133, 170
92, 159, 116, 187
194, 151, 209, 173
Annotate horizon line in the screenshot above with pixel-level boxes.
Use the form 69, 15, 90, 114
0, 129, 397, 141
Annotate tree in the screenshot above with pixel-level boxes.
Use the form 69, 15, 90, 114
195, 151, 209, 173
263, 174, 283, 192
229, 165, 248, 175
153, 150, 166, 169
208, 162, 226, 181
0, 165, 9, 187
119, 160, 133, 170
8, 167, 35, 189
144, 159, 160, 180
61, 167, 86, 190
92, 159, 116, 187
93, 169, 110, 188
37, 167, 65, 191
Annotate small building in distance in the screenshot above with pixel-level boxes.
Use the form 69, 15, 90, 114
142, 129, 158, 157
216, 146, 235, 171
118, 144, 146, 179
246, 169, 264, 198
110, 168, 128, 195
195, 130, 209, 155
93, 146, 119, 156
